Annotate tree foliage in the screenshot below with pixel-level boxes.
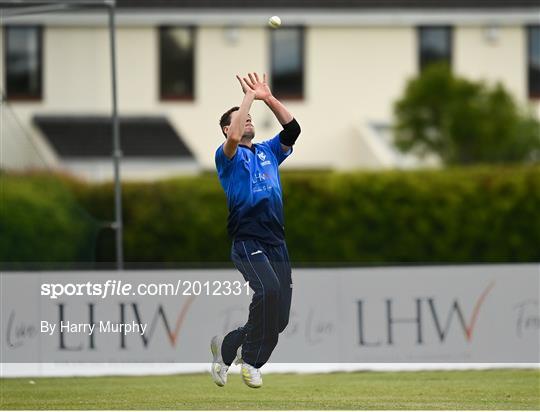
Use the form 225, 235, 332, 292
394, 64, 540, 165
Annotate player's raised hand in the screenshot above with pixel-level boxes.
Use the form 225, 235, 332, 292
236, 75, 255, 96
242, 72, 272, 101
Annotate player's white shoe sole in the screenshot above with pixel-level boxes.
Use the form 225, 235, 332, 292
210, 335, 228, 387
241, 362, 263, 389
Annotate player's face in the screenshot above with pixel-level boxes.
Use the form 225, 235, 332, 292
229, 111, 255, 140
243, 115, 255, 140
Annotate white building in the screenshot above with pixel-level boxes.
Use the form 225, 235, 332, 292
1, 0, 539, 180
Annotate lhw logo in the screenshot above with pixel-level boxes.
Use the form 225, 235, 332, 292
357, 281, 495, 346
56, 297, 195, 351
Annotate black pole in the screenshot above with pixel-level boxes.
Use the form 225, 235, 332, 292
1, 0, 123, 269
107, 0, 123, 270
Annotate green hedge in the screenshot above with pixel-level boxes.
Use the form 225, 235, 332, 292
0, 172, 99, 266
2, 167, 540, 266
281, 167, 540, 263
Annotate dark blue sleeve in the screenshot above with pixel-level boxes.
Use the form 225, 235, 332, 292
261, 134, 293, 165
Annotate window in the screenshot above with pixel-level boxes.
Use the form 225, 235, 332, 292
528, 25, 540, 99
159, 26, 195, 100
418, 26, 452, 71
270, 27, 304, 99
4, 25, 42, 100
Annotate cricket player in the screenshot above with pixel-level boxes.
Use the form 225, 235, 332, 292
211, 72, 301, 388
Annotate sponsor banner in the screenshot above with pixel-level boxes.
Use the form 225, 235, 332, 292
1, 265, 538, 363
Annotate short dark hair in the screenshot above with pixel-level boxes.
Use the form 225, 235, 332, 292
219, 106, 239, 137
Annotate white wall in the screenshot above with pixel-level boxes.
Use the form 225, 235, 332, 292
304, 27, 416, 169
455, 25, 540, 118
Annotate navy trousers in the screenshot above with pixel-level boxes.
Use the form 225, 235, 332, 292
221, 239, 293, 369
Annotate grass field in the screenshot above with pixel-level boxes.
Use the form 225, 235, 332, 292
1, 369, 539, 410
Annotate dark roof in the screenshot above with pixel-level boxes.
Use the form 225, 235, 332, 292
116, 0, 540, 8
33, 115, 195, 159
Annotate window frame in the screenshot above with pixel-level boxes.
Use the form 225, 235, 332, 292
527, 25, 540, 100
158, 25, 196, 102
4, 25, 43, 102
418, 25, 453, 72
269, 25, 305, 101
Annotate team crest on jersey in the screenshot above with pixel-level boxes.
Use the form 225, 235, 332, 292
257, 151, 271, 166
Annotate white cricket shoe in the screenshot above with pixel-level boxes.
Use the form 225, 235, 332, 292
210, 335, 228, 387
241, 362, 263, 388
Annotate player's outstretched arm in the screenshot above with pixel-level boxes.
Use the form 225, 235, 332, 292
222, 77, 256, 159
242, 72, 301, 152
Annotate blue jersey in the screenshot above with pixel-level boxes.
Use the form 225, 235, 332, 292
215, 134, 292, 245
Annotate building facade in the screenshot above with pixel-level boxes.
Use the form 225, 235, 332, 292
1, 0, 539, 179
